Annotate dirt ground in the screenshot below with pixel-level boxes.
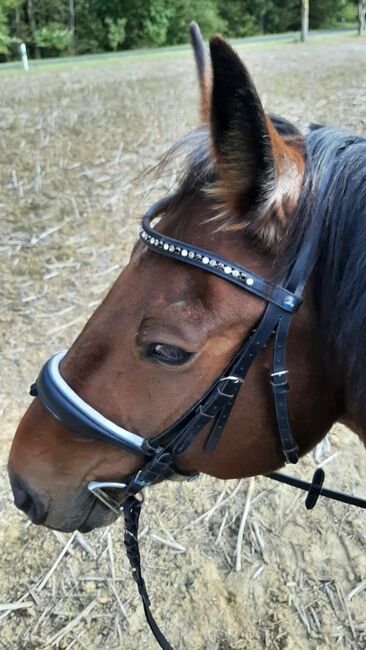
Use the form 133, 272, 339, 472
1, 36, 366, 650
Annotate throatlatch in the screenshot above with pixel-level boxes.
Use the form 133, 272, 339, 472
30, 197, 366, 650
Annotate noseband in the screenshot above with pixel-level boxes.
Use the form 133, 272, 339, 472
30, 197, 366, 649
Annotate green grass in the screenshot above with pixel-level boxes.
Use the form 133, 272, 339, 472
0, 28, 359, 77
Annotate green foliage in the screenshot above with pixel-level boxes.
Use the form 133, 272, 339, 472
0, 0, 360, 61
0, 14, 11, 54
117, 0, 171, 48
35, 22, 70, 52
218, 0, 300, 35
0, 0, 19, 54
0, 0, 20, 10
310, 0, 356, 27
167, 0, 227, 44
106, 16, 126, 50
142, 0, 171, 46
218, 0, 257, 36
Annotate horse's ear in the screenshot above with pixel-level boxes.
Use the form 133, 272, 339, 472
189, 22, 211, 123
209, 36, 304, 250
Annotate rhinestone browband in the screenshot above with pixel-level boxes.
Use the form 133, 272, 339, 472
139, 226, 255, 285
139, 202, 302, 313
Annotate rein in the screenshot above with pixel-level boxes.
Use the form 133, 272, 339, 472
30, 197, 366, 649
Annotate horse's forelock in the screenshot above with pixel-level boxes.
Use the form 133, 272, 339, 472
153, 115, 305, 240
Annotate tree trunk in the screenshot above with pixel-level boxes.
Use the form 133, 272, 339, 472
15, 4, 21, 38
260, 9, 265, 34
358, 0, 365, 36
27, 0, 40, 58
301, 0, 309, 42
69, 0, 75, 54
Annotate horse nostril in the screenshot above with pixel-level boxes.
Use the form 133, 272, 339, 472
14, 487, 32, 511
10, 474, 47, 525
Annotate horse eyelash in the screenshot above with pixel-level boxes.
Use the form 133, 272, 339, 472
146, 343, 193, 365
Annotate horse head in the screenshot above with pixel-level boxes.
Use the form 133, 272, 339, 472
10, 30, 354, 534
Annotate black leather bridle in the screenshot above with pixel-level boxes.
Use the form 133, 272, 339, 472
30, 197, 366, 650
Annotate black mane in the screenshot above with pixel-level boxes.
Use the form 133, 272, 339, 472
290, 125, 366, 405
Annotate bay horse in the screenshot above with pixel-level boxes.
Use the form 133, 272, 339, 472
7, 23, 366, 648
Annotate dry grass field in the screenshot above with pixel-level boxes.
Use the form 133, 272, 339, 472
1, 35, 366, 649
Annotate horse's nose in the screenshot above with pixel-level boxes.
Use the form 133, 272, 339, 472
10, 474, 47, 524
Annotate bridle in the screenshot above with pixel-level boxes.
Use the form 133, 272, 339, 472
30, 196, 366, 650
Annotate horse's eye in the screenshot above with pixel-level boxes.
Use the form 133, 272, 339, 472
147, 343, 192, 366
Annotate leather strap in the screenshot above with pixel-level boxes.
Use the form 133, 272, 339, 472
141, 210, 302, 313
123, 496, 173, 650
271, 314, 299, 463
267, 470, 366, 510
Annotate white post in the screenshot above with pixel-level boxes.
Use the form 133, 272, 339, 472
19, 43, 29, 71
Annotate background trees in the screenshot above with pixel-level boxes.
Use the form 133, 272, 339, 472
0, 0, 19, 55
0, 0, 360, 61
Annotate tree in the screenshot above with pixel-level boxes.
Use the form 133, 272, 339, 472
27, 0, 40, 57
35, 22, 71, 54
310, 0, 355, 27
0, 0, 360, 61
358, 0, 365, 34
106, 16, 126, 51
167, 0, 226, 44
0, 10, 11, 54
142, 0, 170, 46
301, 0, 309, 41
0, 0, 21, 55
218, 0, 260, 36
69, 0, 75, 54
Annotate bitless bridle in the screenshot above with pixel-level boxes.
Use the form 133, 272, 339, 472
30, 197, 366, 650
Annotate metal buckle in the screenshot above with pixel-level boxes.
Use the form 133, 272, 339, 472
132, 470, 152, 490
270, 369, 289, 388
283, 444, 299, 465
219, 375, 244, 384
270, 370, 288, 378
88, 481, 127, 515
218, 376, 244, 398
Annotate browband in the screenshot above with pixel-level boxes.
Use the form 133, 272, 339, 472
140, 200, 302, 313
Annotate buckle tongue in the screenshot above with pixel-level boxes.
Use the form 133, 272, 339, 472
131, 470, 152, 490
219, 375, 244, 384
